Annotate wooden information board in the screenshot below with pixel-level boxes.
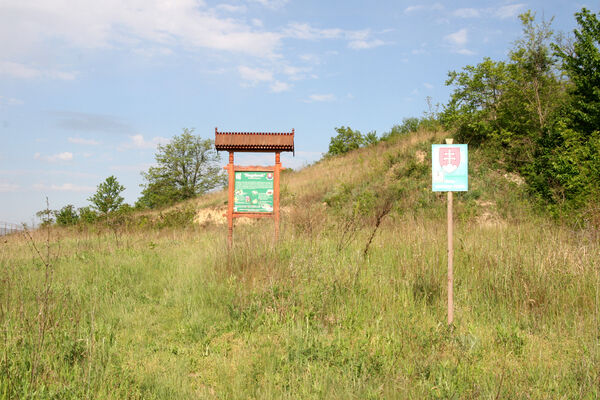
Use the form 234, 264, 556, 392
215, 128, 294, 246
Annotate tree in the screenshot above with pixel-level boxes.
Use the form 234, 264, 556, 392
554, 8, 600, 133
137, 128, 225, 208
528, 8, 600, 212
442, 11, 564, 170
327, 126, 370, 156
442, 57, 509, 145
54, 205, 79, 226
36, 207, 54, 227
88, 176, 125, 214
380, 117, 422, 141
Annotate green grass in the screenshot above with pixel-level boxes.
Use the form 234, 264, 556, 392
1, 216, 598, 399
1, 131, 599, 398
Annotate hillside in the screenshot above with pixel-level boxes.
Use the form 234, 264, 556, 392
1, 130, 598, 399
191, 129, 530, 229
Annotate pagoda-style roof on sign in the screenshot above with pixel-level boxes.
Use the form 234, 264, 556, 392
215, 128, 294, 153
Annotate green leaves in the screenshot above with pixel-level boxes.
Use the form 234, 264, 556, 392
554, 8, 600, 133
88, 175, 125, 214
440, 9, 599, 216
137, 128, 225, 209
54, 205, 79, 226
527, 8, 600, 214
327, 126, 377, 156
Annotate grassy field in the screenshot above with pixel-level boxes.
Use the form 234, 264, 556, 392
1, 131, 599, 399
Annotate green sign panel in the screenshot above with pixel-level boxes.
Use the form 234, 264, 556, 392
234, 171, 274, 213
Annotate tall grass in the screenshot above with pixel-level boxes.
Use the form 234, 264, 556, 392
1, 130, 598, 398
1, 213, 598, 399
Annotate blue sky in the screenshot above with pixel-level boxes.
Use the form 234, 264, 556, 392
0, 0, 590, 224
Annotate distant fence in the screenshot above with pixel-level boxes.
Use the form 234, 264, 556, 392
0, 222, 24, 236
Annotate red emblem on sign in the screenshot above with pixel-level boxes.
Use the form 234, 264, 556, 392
439, 147, 460, 173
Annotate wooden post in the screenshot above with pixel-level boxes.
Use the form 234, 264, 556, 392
447, 190, 454, 325
274, 152, 281, 241
227, 151, 234, 247
446, 138, 454, 325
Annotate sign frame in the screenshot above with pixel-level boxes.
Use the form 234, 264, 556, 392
432, 144, 468, 192
216, 128, 294, 247
232, 167, 276, 217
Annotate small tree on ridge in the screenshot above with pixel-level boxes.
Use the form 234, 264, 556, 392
89, 175, 125, 214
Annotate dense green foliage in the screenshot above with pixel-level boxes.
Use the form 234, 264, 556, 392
442, 12, 564, 168
442, 8, 600, 218
88, 175, 125, 214
528, 8, 600, 214
54, 204, 79, 226
137, 129, 225, 209
327, 126, 377, 156
77, 206, 98, 224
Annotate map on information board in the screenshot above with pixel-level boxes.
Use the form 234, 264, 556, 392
432, 144, 468, 192
234, 171, 274, 213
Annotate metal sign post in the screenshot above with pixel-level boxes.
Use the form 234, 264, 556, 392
432, 138, 468, 325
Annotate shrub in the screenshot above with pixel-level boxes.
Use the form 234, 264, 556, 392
54, 205, 79, 226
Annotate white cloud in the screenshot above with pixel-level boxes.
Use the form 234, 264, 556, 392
68, 137, 100, 145
0, 61, 76, 80
0, 0, 389, 80
282, 65, 314, 81
496, 4, 526, 19
452, 8, 480, 18
348, 39, 384, 50
270, 81, 291, 93
34, 152, 73, 162
238, 65, 299, 92
0, 0, 282, 59
0, 96, 23, 106
456, 48, 476, 56
284, 22, 343, 40
250, 0, 289, 9
0, 182, 19, 192
404, 5, 423, 13
306, 94, 335, 102
411, 48, 428, 55
347, 30, 385, 50
283, 23, 385, 51
33, 183, 95, 192
119, 134, 169, 150
445, 28, 468, 46
238, 65, 274, 83
216, 4, 247, 13
444, 28, 475, 55
424, 83, 434, 89
132, 47, 174, 58
299, 54, 321, 64
404, 3, 444, 14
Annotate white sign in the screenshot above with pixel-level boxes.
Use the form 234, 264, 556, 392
432, 144, 468, 192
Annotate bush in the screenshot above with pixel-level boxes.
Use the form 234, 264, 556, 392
327, 126, 378, 156
54, 205, 79, 226
78, 206, 98, 224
